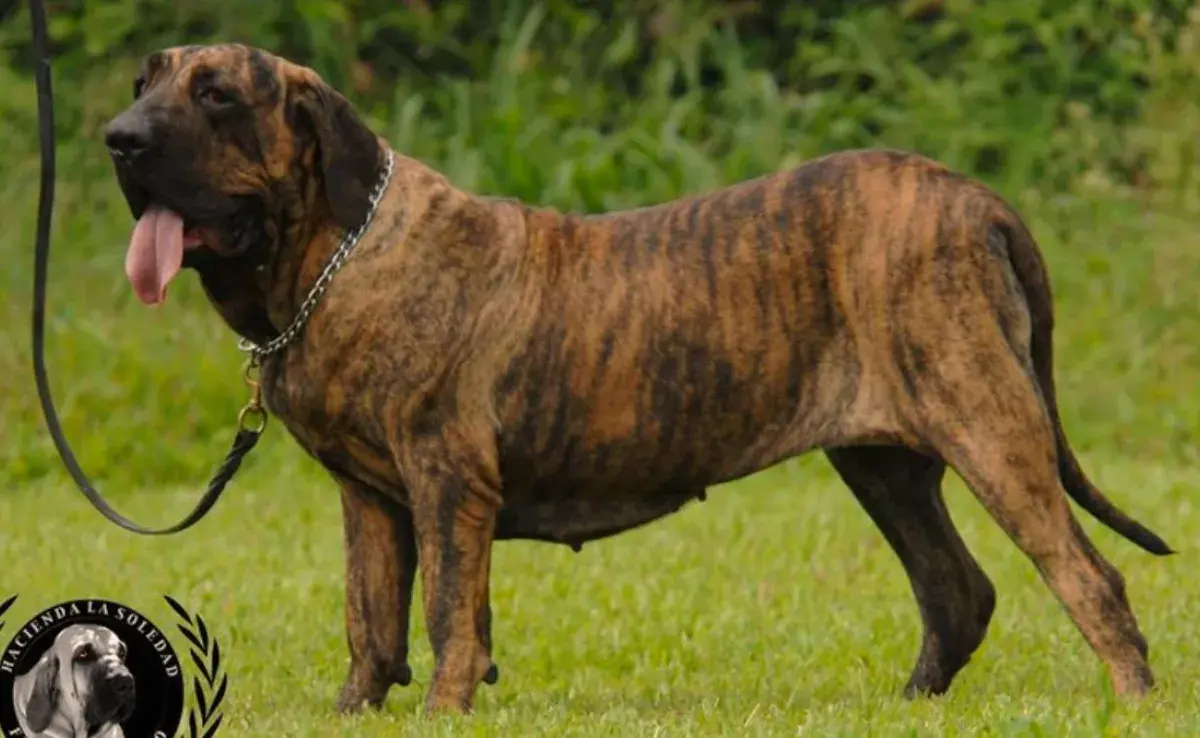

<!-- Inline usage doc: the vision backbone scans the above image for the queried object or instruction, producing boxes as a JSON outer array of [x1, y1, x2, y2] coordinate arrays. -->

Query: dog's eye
[[117, 643, 127, 660], [133, 75, 146, 100], [198, 86, 235, 109], [76, 645, 96, 662]]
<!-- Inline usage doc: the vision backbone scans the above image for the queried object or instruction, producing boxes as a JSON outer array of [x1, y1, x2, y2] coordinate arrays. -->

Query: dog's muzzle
[[105, 110, 153, 165], [87, 663, 136, 725]]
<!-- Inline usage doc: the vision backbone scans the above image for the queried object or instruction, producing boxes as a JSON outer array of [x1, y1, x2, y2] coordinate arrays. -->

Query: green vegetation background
[[0, 0, 1195, 487]]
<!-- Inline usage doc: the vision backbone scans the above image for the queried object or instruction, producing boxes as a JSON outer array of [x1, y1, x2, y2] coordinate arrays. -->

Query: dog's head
[[22, 624, 136, 733], [103, 43, 385, 306]]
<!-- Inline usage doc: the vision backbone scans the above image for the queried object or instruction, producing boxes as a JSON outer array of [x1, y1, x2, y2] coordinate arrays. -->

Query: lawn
[[1, 441, 1199, 736], [1, 101, 1198, 738]]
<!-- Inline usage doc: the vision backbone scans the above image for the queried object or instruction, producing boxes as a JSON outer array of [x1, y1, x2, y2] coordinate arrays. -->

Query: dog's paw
[[336, 691, 383, 715], [336, 664, 410, 714]]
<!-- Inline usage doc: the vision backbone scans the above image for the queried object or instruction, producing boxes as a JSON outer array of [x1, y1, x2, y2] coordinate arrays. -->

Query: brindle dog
[[103, 44, 1172, 716]]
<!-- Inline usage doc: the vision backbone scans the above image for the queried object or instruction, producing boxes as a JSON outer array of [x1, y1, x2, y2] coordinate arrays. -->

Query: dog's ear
[[25, 652, 60, 732], [290, 77, 385, 231]]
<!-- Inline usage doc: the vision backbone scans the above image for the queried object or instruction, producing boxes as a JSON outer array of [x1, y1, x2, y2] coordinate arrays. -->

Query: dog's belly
[[494, 486, 702, 545], [491, 348, 846, 547], [492, 411, 818, 546]]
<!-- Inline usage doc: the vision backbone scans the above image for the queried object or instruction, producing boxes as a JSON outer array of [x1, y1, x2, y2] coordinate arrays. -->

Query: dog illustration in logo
[[11, 624, 136, 738]]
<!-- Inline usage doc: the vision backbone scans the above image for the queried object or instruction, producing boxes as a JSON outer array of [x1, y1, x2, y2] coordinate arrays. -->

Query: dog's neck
[[191, 215, 351, 350], [192, 149, 487, 354], [265, 218, 343, 336], [191, 253, 277, 349], [259, 146, 398, 335]]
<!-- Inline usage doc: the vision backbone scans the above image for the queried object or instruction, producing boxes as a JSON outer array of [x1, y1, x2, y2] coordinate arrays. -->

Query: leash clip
[[237, 357, 268, 433]]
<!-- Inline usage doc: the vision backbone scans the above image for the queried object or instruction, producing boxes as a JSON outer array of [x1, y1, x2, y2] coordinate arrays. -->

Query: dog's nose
[[109, 670, 135, 699], [104, 112, 152, 161]]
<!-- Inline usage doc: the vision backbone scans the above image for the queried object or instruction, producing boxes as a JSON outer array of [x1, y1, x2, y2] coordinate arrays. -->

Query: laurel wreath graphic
[[0, 594, 15, 633], [0, 594, 11, 708], [165, 596, 228, 738]]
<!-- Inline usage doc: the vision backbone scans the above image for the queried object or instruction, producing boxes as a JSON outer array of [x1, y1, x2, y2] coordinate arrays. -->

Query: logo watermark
[[0, 596, 226, 737]]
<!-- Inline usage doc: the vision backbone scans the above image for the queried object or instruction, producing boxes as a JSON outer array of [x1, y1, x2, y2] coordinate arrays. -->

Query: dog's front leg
[[400, 436, 500, 716], [335, 480, 418, 714]]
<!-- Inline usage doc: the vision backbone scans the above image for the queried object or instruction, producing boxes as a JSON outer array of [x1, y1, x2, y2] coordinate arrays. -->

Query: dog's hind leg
[[825, 444, 996, 697], [918, 347, 1154, 696], [335, 480, 418, 713]]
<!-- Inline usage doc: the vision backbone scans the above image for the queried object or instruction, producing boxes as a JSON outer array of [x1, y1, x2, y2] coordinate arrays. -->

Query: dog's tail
[[992, 213, 1174, 556]]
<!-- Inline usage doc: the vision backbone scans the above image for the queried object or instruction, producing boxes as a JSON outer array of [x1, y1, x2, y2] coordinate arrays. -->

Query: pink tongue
[[125, 206, 185, 305]]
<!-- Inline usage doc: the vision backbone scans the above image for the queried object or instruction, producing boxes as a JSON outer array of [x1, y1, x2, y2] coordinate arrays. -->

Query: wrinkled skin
[[103, 43, 1170, 718], [14, 625, 135, 737]]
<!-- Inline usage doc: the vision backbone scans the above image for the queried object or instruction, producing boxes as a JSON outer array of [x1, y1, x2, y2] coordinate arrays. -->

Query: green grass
[[2, 448, 1199, 736]]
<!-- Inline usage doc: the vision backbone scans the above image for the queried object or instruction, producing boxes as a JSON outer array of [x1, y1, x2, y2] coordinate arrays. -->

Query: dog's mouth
[[86, 669, 136, 730], [119, 180, 263, 306]]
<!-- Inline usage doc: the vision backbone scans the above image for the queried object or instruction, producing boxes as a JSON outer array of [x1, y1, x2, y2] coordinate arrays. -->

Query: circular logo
[[0, 599, 185, 738]]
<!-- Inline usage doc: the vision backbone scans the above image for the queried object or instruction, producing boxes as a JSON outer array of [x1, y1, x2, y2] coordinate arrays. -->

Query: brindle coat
[[103, 44, 1173, 716]]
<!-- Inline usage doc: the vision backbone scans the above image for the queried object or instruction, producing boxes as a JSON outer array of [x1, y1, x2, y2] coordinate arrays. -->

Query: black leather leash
[[28, 0, 266, 535]]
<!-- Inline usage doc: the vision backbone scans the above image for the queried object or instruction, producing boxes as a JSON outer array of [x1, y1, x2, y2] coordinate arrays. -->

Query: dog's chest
[[261, 356, 406, 494]]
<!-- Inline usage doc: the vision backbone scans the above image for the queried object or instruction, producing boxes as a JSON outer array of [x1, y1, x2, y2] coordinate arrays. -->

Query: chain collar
[[237, 148, 396, 364]]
